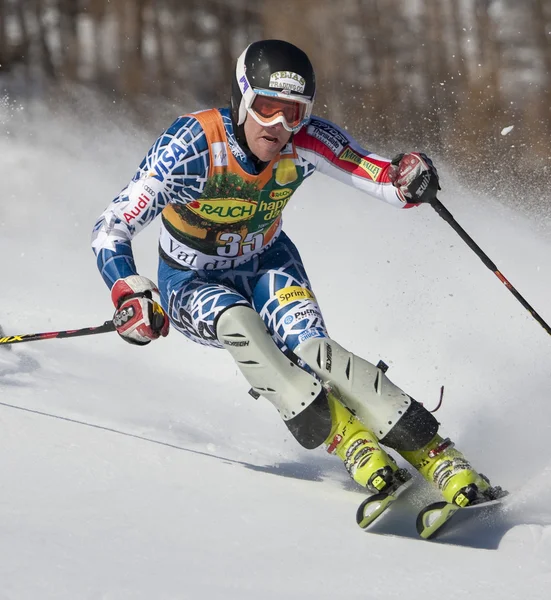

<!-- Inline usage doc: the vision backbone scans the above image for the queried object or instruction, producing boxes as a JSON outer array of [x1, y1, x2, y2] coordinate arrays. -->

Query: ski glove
[[111, 275, 169, 346], [389, 152, 440, 205]]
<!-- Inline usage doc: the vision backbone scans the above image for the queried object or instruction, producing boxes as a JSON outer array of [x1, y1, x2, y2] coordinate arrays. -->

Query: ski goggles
[[247, 91, 313, 132]]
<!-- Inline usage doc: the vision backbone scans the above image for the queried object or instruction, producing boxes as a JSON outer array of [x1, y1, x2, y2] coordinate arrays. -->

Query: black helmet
[[231, 39, 316, 133]]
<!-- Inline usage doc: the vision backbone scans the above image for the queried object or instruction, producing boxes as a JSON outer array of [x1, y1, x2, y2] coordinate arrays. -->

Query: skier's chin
[[250, 136, 285, 162]]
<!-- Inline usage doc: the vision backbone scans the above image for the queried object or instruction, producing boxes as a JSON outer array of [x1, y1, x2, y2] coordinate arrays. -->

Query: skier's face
[[243, 114, 292, 162]]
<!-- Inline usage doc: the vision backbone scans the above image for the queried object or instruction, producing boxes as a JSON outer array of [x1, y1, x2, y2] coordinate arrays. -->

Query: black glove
[[389, 152, 440, 204]]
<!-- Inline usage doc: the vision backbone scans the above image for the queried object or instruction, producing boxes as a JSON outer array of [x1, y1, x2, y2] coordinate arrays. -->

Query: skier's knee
[[215, 305, 331, 449]]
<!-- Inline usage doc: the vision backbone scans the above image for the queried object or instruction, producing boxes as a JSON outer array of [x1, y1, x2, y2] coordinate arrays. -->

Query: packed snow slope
[[1, 98, 551, 599]]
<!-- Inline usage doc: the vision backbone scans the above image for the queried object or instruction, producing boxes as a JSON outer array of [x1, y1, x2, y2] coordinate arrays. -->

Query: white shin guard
[[215, 305, 331, 448], [294, 337, 412, 440]]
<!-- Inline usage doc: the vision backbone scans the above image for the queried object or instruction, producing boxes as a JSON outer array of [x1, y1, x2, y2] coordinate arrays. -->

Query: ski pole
[[430, 198, 551, 337], [0, 320, 116, 347]]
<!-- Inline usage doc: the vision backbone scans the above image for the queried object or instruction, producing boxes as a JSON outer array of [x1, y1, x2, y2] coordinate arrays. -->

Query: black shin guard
[[284, 388, 332, 449], [380, 399, 439, 452]]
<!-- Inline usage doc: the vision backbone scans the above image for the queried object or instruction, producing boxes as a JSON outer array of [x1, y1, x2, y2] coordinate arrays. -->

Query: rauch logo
[[186, 198, 258, 223]]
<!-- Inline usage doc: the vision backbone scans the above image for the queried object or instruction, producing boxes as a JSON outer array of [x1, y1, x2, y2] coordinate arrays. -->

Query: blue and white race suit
[[92, 107, 411, 352]]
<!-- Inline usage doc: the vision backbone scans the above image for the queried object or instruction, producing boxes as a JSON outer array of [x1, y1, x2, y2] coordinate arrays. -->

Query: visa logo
[[148, 141, 187, 182]]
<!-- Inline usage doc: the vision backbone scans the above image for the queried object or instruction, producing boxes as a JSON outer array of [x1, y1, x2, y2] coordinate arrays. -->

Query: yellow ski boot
[[325, 392, 411, 494], [399, 435, 500, 506]]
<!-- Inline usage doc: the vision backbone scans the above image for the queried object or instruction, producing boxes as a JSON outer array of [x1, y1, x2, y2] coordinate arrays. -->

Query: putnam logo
[[269, 188, 293, 201], [186, 198, 257, 223], [277, 286, 316, 306], [339, 148, 382, 181]]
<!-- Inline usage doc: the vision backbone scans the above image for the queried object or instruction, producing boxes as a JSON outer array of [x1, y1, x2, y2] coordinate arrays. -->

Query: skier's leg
[[294, 336, 495, 505], [159, 261, 249, 348], [293, 337, 434, 443], [158, 258, 333, 450], [245, 233, 407, 492], [215, 304, 332, 449]]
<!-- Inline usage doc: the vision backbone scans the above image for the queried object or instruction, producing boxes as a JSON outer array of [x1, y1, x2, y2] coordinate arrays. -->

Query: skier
[[92, 39, 501, 516]]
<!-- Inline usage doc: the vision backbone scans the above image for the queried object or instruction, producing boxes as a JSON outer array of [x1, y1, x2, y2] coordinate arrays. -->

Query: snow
[[1, 100, 551, 599]]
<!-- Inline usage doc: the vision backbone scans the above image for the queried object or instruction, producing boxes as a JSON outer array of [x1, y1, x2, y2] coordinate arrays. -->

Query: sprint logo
[[277, 286, 315, 306]]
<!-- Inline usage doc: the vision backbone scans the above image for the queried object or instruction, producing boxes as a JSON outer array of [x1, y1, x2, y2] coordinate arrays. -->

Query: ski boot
[[399, 434, 504, 507], [325, 392, 411, 494]]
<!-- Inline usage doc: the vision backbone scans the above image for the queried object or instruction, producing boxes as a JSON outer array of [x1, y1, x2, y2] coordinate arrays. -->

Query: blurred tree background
[[1, 0, 550, 199]]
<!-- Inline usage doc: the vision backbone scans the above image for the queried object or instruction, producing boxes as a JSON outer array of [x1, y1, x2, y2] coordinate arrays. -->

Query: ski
[[356, 468, 413, 530], [416, 491, 509, 540]]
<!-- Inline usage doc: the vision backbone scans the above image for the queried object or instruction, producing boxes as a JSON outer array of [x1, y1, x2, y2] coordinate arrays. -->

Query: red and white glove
[[388, 152, 440, 205], [111, 275, 169, 346]]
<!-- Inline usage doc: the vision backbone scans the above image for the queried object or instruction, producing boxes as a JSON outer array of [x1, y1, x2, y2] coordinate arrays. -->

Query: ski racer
[[92, 39, 501, 510]]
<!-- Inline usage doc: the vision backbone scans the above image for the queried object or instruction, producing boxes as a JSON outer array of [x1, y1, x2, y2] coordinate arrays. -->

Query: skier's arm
[[91, 115, 209, 288], [294, 117, 439, 208], [91, 115, 209, 346]]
